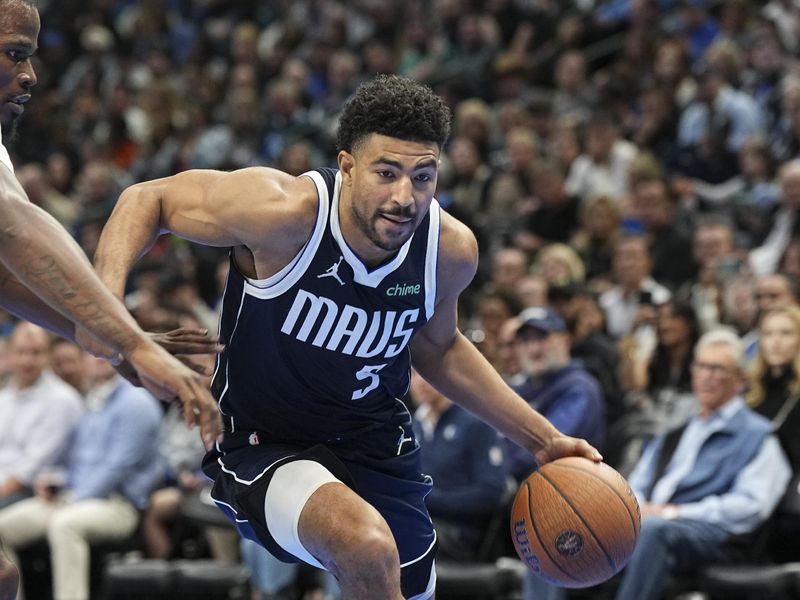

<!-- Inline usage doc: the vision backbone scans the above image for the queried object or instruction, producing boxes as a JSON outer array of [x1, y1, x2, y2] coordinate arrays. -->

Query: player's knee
[[328, 523, 399, 580]]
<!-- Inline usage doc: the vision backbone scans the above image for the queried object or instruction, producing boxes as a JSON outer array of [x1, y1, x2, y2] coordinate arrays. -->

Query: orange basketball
[[510, 457, 641, 588]]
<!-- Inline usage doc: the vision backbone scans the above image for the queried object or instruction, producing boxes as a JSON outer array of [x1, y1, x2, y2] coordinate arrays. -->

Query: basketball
[[510, 457, 641, 588]]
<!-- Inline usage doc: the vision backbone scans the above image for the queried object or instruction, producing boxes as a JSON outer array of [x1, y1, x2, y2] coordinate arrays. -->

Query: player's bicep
[[149, 170, 243, 247]]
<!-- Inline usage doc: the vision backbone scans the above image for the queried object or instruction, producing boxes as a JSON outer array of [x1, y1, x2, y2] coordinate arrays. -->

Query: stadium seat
[[435, 481, 523, 599], [102, 558, 175, 600], [172, 558, 250, 600]]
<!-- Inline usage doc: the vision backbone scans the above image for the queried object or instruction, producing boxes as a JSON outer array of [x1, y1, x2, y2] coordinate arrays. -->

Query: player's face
[[339, 134, 439, 263], [0, 4, 38, 130]]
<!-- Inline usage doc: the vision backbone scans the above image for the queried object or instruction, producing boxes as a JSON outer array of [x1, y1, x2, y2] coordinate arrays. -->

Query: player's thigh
[[297, 478, 397, 569]]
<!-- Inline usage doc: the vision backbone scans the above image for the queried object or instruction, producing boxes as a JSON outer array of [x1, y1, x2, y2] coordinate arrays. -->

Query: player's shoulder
[[216, 166, 319, 228], [436, 209, 478, 293]]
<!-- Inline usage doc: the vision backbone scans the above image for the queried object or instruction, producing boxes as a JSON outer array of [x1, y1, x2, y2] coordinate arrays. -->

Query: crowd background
[[2, 0, 800, 599]]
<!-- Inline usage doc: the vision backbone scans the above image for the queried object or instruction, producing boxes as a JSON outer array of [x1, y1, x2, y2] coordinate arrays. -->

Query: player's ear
[[338, 150, 355, 186]]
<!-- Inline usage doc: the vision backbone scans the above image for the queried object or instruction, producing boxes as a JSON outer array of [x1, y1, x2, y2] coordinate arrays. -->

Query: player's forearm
[[94, 183, 164, 299], [0, 198, 144, 355], [0, 265, 75, 339], [413, 332, 560, 455]]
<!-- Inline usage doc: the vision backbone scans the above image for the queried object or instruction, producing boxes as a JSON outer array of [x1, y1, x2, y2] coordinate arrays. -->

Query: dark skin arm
[[0, 165, 222, 447]]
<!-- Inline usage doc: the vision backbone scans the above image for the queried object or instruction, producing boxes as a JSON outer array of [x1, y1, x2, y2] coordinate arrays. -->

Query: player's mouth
[[6, 94, 31, 117], [381, 214, 413, 224]]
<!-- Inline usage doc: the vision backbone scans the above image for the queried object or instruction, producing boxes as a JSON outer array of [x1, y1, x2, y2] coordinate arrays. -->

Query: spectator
[[485, 126, 540, 246], [630, 175, 694, 289], [615, 300, 701, 473], [518, 160, 581, 252], [599, 234, 671, 339], [550, 49, 596, 123], [515, 273, 549, 311], [533, 243, 585, 289], [549, 284, 623, 427], [49, 338, 89, 396], [0, 355, 163, 600], [439, 135, 493, 248], [747, 305, 800, 469], [676, 62, 764, 182], [565, 111, 638, 202], [615, 328, 791, 600], [506, 306, 605, 482], [742, 272, 800, 360], [750, 159, 800, 275], [410, 370, 508, 561], [571, 194, 621, 282], [682, 218, 740, 332], [0, 324, 82, 510], [141, 401, 207, 560]]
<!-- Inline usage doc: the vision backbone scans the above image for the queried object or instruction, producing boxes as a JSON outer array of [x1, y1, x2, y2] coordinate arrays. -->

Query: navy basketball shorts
[[203, 428, 438, 600]]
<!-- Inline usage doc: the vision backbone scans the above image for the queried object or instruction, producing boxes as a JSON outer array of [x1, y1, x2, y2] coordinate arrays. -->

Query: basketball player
[[0, 4, 221, 597], [94, 75, 602, 600]]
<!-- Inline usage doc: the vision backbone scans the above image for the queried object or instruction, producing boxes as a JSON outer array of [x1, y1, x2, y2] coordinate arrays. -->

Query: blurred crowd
[[2, 0, 800, 599]]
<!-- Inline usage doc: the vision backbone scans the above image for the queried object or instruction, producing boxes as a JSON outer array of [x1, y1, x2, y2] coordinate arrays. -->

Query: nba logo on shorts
[[248, 432, 261, 446]]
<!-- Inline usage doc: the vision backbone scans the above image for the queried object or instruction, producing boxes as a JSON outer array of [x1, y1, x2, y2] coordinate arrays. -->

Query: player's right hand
[[534, 434, 603, 467], [126, 339, 223, 450]]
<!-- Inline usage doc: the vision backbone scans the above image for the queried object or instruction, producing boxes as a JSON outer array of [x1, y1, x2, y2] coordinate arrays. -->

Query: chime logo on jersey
[[280, 289, 420, 358]]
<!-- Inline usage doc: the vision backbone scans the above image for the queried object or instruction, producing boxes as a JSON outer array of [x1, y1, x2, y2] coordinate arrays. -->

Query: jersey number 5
[[352, 363, 387, 400]]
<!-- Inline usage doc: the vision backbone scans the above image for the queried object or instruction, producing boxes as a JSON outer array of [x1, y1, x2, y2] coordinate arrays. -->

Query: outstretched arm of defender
[[409, 217, 601, 465], [0, 166, 221, 447], [0, 166, 142, 354]]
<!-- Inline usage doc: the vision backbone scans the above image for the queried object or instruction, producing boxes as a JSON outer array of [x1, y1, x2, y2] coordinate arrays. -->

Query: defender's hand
[[126, 340, 223, 450]]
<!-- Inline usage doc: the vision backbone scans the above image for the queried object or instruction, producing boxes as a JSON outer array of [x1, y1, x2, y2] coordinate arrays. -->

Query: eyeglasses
[[690, 361, 734, 377]]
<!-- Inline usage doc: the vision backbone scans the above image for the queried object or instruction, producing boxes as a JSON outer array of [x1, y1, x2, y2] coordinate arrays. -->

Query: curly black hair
[[336, 74, 451, 154]]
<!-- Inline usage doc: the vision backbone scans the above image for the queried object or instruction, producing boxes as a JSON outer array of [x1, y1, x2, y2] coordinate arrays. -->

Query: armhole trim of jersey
[[424, 199, 440, 321], [243, 171, 329, 299]]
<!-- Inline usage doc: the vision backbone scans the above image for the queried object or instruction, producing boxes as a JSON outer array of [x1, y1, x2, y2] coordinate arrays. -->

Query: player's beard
[[1, 115, 20, 143], [351, 200, 416, 253]]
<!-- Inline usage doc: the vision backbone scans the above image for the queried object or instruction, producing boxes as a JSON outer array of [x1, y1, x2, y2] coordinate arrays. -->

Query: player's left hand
[[534, 434, 603, 466]]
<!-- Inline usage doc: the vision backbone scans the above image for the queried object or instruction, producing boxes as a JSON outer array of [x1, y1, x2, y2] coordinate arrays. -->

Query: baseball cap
[[515, 306, 567, 336]]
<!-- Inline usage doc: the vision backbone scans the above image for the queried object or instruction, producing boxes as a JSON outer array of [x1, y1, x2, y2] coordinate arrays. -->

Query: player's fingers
[[182, 376, 222, 450], [578, 439, 603, 462]]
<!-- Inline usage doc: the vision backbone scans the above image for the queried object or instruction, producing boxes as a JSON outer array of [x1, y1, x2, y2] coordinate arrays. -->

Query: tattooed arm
[[0, 165, 222, 447], [0, 169, 141, 353]]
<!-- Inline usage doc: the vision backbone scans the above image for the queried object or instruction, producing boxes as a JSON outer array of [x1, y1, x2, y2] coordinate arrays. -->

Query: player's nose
[[390, 176, 414, 206]]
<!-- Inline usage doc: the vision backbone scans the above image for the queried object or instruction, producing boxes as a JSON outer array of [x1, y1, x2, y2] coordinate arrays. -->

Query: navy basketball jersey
[[212, 167, 441, 444]]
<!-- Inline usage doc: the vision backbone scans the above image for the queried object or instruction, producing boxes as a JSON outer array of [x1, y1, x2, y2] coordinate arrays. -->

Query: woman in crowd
[[747, 304, 800, 469]]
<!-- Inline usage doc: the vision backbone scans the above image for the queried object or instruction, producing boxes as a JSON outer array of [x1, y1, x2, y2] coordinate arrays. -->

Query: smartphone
[[639, 290, 654, 305], [716, 257, 744, 280]]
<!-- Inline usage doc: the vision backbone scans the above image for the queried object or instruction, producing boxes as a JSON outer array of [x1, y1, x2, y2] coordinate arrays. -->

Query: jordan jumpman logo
[[318, 255, 345, 286]]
